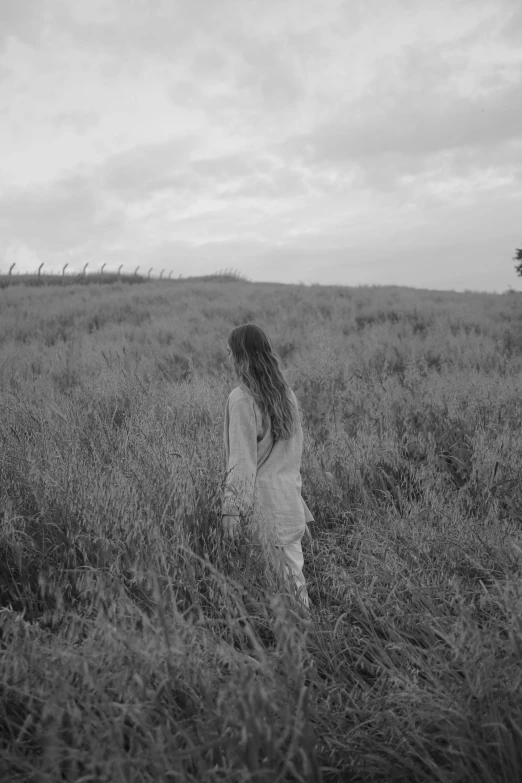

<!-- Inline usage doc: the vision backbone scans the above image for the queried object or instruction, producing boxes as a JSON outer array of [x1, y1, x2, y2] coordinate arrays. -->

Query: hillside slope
[[1, 280, 521, 781]]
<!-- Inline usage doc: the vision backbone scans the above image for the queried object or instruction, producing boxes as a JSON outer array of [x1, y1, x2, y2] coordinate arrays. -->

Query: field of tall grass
[[1, 279, 522, 782]]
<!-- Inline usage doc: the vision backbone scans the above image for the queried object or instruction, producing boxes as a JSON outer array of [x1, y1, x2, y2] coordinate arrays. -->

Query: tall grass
[[1, 280, 521, 781]]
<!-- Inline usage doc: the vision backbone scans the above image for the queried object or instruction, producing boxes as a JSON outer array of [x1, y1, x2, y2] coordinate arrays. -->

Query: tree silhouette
[[515, 245, 522, 277]]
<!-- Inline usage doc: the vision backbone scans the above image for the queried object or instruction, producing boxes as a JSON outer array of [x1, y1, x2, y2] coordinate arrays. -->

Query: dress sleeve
[[222, 398, 258, 518]]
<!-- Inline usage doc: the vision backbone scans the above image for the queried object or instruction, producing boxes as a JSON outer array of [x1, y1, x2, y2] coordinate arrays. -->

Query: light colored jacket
[[223, 384, 314, 546]]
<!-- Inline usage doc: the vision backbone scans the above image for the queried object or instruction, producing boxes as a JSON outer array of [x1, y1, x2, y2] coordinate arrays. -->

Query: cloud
[[0, 0, 46, 52], [499, 5, 522, 42], [56, 0, 322, 127], [0, 0, 520, 290], [190, 154, 255, 181], [289, 51, 522, 168], [0, 142, 284, 265], [107, 234, 267, 267], [0, 62, 12, 83], [225, 166, 309, 200], [277, 35, 522, 202], [57, 0, 239, 60], [101, 136, 200, 200], [0, 173, 124, 257], [251, 186, 522, 290], [53, 110, 100, 133], [232, 36, 304, 111]]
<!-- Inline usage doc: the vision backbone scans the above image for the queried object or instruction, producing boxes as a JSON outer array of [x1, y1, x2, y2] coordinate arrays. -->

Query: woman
[[222, 323, 314, 607]]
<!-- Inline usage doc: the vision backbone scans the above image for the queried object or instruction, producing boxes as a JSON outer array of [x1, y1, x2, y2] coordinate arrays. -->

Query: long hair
[[228, 324, 295, 441]]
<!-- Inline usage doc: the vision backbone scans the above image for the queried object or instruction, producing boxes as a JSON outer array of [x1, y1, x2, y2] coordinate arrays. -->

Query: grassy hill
[[0, 272, 144, 288], [0, 270, 248, 289], [1, 279, 522, 781]]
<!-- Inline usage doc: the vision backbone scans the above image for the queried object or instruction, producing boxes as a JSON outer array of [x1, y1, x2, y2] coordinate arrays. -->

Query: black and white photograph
[[1, 1, 521, 780]]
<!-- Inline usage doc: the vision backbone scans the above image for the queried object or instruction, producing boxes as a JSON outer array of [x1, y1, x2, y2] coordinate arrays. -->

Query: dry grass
[[1, 280, 522, 782]]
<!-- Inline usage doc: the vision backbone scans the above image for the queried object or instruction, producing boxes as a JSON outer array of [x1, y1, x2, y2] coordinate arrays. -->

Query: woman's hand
[[222, 514, 240, 540]]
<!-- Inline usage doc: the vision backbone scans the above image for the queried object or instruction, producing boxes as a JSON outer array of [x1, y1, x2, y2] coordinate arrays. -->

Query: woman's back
[[224, 384, 312, 546]]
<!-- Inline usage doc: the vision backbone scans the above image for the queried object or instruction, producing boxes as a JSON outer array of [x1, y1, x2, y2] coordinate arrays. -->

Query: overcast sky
[[1, 0, 521, 291]]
